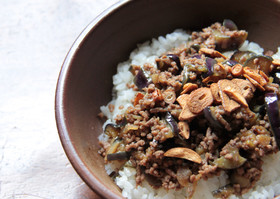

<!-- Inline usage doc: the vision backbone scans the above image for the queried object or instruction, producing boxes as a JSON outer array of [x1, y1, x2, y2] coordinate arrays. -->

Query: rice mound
[[99, 29, 280, 199]]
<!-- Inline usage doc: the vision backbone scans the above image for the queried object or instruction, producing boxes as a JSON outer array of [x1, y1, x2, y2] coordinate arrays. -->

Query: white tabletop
[[0, 0, 119, 198]]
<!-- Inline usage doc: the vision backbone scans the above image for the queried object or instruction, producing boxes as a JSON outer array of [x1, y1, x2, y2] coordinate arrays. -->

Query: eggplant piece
[[252, 104, 266, 117], [134, 68, 151, 90], [265, 92, 280, 149], [223, 60, 238, 67], [203, 106, 223, 131], [156, 54, 181, 72], [167, 54, 181, 68], [190, 44, 200, 52], [223, 19, 238, 31], [104, 119, 127, 138], [213, 30, 248, 51], [214, 152, 246, 170], [203, 57, 217, 77], [163, 112, 179, 138], [214, 145, 247, 169], [273, 72, 280, 84], [105, 138, 123, 161], [212, 184, 235, 199], [244, 55, 273, 75], [182, 65, 189, 85], [164, 112, 179, 134], [191, 54, 201, 59], [144, 173, 162, 188], [186, 63, 208, 74], [107, 151, 129, 161], [230, 50, 256, 65], [108, 171, 117, 178], [104, 123, 121, 138]]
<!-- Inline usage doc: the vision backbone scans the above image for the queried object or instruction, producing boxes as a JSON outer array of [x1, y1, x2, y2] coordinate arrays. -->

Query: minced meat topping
[[98, 20, 280, 198]]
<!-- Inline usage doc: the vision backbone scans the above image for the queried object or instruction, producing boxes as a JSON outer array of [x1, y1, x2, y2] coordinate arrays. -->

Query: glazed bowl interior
[[55, 0, 280, 198]]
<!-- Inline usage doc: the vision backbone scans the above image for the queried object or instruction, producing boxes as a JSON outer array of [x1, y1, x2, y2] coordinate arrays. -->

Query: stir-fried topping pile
[[99, 20, 280, 198]]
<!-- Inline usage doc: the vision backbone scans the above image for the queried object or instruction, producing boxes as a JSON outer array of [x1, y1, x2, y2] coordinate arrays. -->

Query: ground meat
[[99, 21, 279, 198], [155, 55, 179, 74], [231, 159, 263, 195], [189, 23, 225, 49], [125, 140, 145, 151], [108, 103, 115, 112], [199, 163, 219, 180], [213, 105, 232, 131], [199, 127, 219, 153], [157, 71, 182, 91]]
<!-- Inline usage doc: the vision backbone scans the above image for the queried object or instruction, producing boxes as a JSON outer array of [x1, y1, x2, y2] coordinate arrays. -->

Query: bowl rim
[[55, 1, 129, 198]]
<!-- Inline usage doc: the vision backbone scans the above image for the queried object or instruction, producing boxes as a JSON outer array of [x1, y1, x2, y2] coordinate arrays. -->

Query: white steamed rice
[[99, 29, 280, 199]]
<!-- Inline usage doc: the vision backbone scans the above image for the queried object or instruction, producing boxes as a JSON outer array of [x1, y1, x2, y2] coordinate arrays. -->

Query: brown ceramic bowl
[[55, 0, 280, 198]]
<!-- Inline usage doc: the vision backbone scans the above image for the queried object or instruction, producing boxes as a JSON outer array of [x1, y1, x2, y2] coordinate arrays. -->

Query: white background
[[0, 0, 119, 198]]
